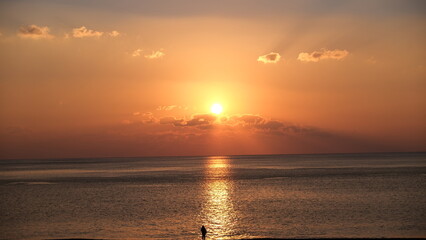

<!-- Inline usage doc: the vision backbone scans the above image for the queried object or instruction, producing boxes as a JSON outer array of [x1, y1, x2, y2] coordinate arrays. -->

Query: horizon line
[[1, 150, 425, 161]]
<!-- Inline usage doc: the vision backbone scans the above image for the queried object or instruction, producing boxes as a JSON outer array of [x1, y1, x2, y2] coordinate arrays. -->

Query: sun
[[210, 103, 223, 115]]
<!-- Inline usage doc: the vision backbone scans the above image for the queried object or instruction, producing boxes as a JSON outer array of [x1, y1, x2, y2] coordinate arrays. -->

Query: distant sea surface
[[0, 152, 425, 239]]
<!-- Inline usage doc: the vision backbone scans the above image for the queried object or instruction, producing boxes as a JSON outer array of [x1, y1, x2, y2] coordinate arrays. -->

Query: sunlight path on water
[[199, 157, 240, 239]]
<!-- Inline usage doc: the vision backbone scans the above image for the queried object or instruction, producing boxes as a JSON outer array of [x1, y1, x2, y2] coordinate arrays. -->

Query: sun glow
[[210, 103, 223, 115]]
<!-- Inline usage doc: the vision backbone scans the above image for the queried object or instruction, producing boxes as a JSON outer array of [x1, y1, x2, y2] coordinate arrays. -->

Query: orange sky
[[0, 0, 425, 159]]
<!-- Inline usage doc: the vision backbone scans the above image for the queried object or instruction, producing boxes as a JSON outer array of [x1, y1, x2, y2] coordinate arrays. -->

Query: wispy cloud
[[132, 48, 143, 57], [72, 26, 103, 38], [156, 105, 190, 111], [157, 105, 177, 111], [108, 30, 120, 37], [145, 50, 165, 59], [18, 25, 53, 39], [297, 49, 349, 62], [132, 49, 165, 58], [257, 52, 281, 64]]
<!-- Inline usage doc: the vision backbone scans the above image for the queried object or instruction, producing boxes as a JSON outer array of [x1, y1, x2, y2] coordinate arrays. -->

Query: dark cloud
[[258, 120, 284, 130], [159, 116, 185, 126], [231, 114, 264, 125], [186, 114, 216, 126], [229, 114, 317, 135], [159, 114, 216, 127], [156, 113, 318, 135], [127, 112, 319, 137], [18, 25, 53, 39]]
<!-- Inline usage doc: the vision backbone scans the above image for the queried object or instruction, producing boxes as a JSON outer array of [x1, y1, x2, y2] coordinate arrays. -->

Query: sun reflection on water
[[200, 156, 238, 239]]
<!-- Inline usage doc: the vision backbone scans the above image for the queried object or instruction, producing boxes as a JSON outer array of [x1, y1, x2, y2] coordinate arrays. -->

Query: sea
[[0, 152, 425, 240]]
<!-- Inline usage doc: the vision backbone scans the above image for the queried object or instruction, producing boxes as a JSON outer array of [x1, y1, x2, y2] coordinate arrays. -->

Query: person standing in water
[[201, 225, 207, 239]]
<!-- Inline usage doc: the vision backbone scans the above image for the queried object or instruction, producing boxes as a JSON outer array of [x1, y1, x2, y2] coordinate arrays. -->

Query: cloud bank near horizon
[[0, 111, 388, 159]]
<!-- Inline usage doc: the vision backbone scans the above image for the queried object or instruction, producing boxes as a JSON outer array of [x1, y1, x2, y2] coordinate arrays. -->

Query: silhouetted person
[[201, 225, 207, 239]]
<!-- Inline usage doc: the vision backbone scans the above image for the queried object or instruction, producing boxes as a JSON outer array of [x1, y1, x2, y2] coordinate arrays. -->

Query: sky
[[0, 0, 425, 159]]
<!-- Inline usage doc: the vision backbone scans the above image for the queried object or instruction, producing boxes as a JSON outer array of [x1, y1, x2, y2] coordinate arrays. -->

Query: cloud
[[156, 112, 315, 135], [127, 112, 156, 124], [228, 114, 315, 135], [186, 114, 216, 127], [297, 49, 349, 62], [232, 114, 264, 125], [72, 26, 103, 38], [140, 112, 155, 123], [108, 30, 120, 37], [145, 50, 165, 59], [132, 49, 165, 59], [159, 114, 217, 128], [257, 52, 281, 64], [0, 120, 389, 159], [18, 25, 53, 39], [159, 116, 185, 126], [156, 105, 189, 111], [159, 116, 177, 124], [132, 48, 143, 57], [5, 111, 370, 159], [157, 105, 178, 111]]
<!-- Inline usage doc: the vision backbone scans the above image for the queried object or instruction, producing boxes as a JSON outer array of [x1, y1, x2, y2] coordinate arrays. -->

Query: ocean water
[[0, 153, 425, 239]]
